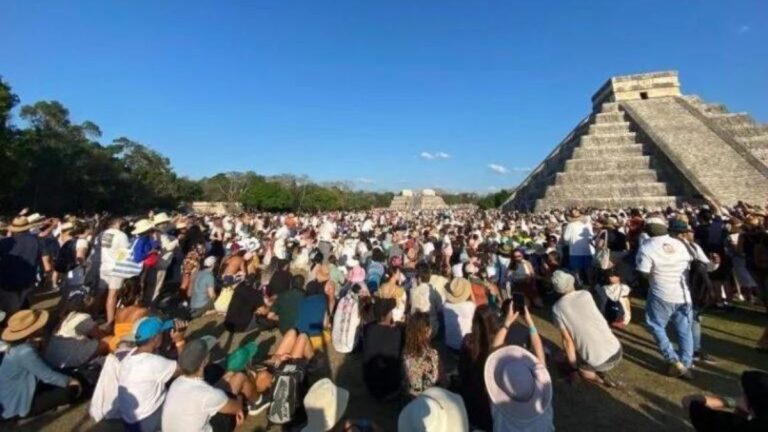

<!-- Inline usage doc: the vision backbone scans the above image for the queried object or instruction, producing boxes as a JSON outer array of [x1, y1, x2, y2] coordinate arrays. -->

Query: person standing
[[99, 217, 130, 326], [0, 217, 51, 315], [562, 209, 594, 284]]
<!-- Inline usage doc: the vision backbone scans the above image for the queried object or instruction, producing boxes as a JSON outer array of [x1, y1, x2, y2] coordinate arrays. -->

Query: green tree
[[242, 181, 294, 211]]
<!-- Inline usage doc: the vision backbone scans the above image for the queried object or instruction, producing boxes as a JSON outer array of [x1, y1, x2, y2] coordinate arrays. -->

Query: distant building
[[389, 189, 447, 211], [188, 201, 243, 215]]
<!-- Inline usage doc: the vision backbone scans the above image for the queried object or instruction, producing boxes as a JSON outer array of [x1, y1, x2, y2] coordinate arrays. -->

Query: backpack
[[679, 240, 713, 308], [267, 363, 306, 425], [54, 239, 78, 273], [332, 292, 361, 354], [603, 292, 625, 325]]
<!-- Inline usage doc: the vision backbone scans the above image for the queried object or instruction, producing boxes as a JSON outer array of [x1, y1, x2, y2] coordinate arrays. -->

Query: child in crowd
[[595, 268, 632, 327]]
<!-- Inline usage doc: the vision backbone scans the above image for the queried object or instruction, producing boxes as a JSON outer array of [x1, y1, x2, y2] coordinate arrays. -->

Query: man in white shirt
[[99, 217, 130, 325], [162, 336, 244, 432], [562, 209, 594, 283], [410, 265, 442, 339], [118, 316, 182, 432], [636, 218, 711, 380]]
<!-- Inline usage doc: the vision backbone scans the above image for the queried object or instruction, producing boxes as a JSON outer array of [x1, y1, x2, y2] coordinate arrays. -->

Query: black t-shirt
[[0, 233, 46, 291], [458, 334, 492, 432], [362, 323, 404, 399], [606, 229, 627, 252], [224, 283, 265, 332]]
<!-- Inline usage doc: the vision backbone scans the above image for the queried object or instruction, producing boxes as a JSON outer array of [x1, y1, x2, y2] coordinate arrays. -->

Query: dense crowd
[[0, 203, 767, 431]]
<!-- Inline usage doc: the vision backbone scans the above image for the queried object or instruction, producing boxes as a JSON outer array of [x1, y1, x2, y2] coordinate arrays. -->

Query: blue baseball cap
[[134, 316, 174, 343]]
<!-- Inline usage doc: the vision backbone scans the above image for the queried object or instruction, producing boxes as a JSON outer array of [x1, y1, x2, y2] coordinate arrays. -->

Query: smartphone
[[512, 292, 525, 313]]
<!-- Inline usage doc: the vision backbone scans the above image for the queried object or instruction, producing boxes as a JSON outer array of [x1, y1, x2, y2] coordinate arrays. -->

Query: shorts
[[579, 347, 623, 373], [99, 275, 124, 291]]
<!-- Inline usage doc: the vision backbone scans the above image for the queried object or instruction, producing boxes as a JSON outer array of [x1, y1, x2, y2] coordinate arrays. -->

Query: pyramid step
[[752, 149, 768, 164], [544, 183, 669, 199], [600, 102, 621, 113], [737, 135, 768, 149], [565, 156, 651, 171], [594, 112, 626, 124], [555, 170, 659, 185], [702, 103, 728, 115], [572, 144, 645, 159], [588, 123, 631, 135], [580, 133, 637, 147], [536, 196, 681, 212], [708, 113, 755, 128], [723, 124, 768, 138]]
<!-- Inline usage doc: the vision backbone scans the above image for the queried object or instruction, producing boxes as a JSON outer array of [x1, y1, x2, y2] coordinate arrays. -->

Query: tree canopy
[[0, 76, 495, 215]]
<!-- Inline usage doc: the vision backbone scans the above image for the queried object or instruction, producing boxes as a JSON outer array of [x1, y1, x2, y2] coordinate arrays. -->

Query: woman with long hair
[[403, 312, 440, 397], [458, 305, 500, 432], [108, 276, 149, 351]]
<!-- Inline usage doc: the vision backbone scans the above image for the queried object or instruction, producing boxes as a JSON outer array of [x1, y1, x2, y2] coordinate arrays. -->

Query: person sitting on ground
[[162, 336, 246, 432], [398, 387, 470, 432], [269, 274, 306, 334], [0, 310, 84, 420], [45, 291, 111, 369], [403, 312, 440, 397], [443, 277, 476, 351], [220, 245, 247, 286], [410, 263, 441, 339], [262, 328, 315, 368], [117, 316, 185, 432], [594, 268, 632, 327], [190, 256, 217, 318], [108, 277, 150, 352], [551, 270, 622, 387], [362, 298, 404, 400], [224, 274, 267, 334], [296, 267, 332, 342], [682, 370, 768, 431]]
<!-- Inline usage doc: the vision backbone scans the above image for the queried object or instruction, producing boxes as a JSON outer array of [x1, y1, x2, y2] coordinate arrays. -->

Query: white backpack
[[332, 292, 361, 354]]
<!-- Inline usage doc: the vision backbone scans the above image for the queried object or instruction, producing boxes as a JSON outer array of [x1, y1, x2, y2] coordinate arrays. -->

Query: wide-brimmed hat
[[668, 219, 693, 234], [27, 213, 45, 224], [152, 212, 172, 226], [446, 278, 471, 304], [2, 309, 49, 342], [566, 209, 582, 221], [398, 387, 469, 432], [132, 219, 155, 235], [8, 216, 41, 233], [551, 270, 575, 294], [484, 345, 552, 422], [58, 222, 74, 232], [302, 378, 349, 432]]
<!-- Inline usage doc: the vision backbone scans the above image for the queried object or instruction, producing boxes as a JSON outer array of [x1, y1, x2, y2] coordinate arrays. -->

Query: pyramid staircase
[[505, 102, 683, 211]]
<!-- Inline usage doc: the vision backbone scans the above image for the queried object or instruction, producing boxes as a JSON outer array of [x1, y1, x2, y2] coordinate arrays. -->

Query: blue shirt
[[130, 235, 157, 263], [0, 343, 69, 418], [190, 269, 215, 309], [295, 294, 327, 336]]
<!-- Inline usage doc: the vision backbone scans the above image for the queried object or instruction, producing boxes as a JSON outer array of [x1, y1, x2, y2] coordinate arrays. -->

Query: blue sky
[[2, 1, 766, 193]]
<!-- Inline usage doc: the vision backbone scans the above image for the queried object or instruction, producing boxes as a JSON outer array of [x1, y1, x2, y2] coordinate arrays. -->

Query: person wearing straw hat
[[0, 309, 83, 419], [145, 212, 180, 304], [398, 387, 470, 432], [442, 277, 476, 351], [130, 218, 158, 264], [0, 216, 52, 315]]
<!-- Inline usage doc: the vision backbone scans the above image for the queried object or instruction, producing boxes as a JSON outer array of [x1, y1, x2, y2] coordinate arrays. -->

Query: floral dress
[[403, 347, 440, 396]]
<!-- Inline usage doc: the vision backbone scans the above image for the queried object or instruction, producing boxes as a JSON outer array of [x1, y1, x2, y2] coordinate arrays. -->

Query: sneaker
[[734, 294, 745, 302], [667, 361, 687, 378], [248, 393, 272, 416], [693, 352, 718, 365], [596, 371, 623, 388]]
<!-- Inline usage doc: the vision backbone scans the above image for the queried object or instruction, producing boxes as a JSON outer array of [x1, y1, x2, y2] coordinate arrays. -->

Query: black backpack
[[54, 239, 78, 273], [603, 295, 625, 325], [679, 240, 713, 308], [267, 363, 306, 425]]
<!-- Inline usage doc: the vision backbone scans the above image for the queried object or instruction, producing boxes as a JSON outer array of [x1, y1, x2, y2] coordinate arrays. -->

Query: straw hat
[[398, 387, 469, 432], [566, 209, 582, 222], [302, 378, 349, 432], [8, 216, 41, 233], [152, 212, 172, 226], [446, 278, 471, 304], [2, 310, 49, 342], [59, 222, 74, 232], [27, 213, 45, 224], [484, 345, 553, 423], [132, 218, 155, 235]]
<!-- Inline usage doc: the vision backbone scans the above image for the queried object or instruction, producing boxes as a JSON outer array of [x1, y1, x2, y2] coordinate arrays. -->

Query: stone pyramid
[[503, 71, 768, 211]]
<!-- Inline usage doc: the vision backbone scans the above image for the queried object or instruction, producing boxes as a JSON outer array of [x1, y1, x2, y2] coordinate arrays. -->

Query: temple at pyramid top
[[503, 71, 768, 212]]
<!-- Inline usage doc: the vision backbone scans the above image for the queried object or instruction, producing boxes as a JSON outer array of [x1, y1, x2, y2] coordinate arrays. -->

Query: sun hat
[[484, 345, 552, 422], [446, 278, 472, 304], [316, 265, 331, 282], [134, 316, 174, 343], [346, 258, 360, 268], [566, 209, 582, 221], [152, 212, 172, 226], [2, 310, 49, 342], [8, 216, 40, 233], [302, 378, 350, 432], [348, 266, 366, 284], [58, 222, 74, 232], [27, 213, 45, 224], [203, 256, 217, 268], [175, 220, 189, 230], [132, 219, 155, 235], [668, 219, 693, 234], [398, 387, 469, 432], [551, 270, 575, 295], [179, 336, 217, 374], [373, 298, 397, 321], [226, 341, 258, 372]]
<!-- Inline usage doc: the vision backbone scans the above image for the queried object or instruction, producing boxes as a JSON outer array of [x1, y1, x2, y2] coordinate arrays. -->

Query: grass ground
[[10, 294, 767, 432]]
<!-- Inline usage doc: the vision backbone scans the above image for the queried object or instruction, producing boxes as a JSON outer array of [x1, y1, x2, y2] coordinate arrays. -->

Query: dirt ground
[[8, 293, 767, 432]]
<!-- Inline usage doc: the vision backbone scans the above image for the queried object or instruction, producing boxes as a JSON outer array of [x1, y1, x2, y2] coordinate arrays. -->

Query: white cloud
[[511, 167, 532, 173], [356, 178, 374, 184], [434, 151, 451, 159], [420, 152, 435, 160], [488, 163, 509, 174], [420, 151, 450, 160], [738, 25, 751, 34]]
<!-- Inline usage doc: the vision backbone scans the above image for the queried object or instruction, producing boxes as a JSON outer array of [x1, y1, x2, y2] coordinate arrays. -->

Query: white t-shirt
[[443, 301, 476, 350], [117, 350, 177, 423], [562, 219, 594, 256], [552, 291, 621, 368], [44, 312, 99, 369], [636, 235, 703, 304], [161, 376, 229, 432], [100, 228, 130, 274]]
